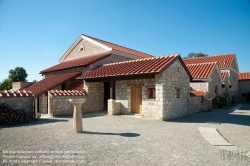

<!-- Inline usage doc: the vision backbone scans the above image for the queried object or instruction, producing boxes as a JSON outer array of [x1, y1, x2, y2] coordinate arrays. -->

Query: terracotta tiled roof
[[77, 54, 189, 80], [0, 90, 33, 98], [239, 72, 250, 80], [40, 53, 111, 74], [190, 91, 206, 97], [49, 90, 86, 96], [186, 62, 217, 79], [84, 34, 152, 58], [220, 71, 228, 80], [183, 54, 235, 68], [25, 72, 81, 97]]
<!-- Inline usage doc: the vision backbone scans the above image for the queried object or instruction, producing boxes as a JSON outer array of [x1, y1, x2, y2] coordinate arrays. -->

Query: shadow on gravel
[[0, 118, 68, 128], [53, 111, 107, 119], [168, 104, 250, 126], [83, 131, 140, 137]]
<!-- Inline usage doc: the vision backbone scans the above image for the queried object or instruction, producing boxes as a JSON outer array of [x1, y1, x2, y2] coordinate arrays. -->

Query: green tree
[[185, 52, 209, 58], [0, 79, 12, 90], [8, 67, 28, 82]]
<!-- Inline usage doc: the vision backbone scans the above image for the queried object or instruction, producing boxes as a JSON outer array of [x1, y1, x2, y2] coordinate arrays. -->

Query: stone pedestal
[[69, 99, 86, 133]]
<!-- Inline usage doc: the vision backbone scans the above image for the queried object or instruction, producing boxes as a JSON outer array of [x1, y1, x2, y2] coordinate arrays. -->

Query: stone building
[[183, 54, 239, 96], [77, 54, 192, 120], [23, 34, 152, 117], [185, 62, 224, 95], [238, 72, 250, 102]]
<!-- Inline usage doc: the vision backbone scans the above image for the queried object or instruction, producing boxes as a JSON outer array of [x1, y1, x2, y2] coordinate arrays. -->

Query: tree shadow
[[82, 131, 140, 137], [168, 103, 250, 126], [0, 118, 68, 128]]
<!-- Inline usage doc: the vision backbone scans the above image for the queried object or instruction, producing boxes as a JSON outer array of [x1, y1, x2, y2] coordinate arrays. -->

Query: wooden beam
[[110, 81, 113, 99]]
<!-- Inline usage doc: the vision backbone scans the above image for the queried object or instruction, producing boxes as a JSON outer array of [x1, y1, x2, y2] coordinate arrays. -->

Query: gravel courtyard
[[1, 103, 250, 166]]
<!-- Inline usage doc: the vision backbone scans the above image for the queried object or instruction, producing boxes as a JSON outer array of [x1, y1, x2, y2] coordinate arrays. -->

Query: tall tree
[[8, 67, 28, 82], [0, 79, 12, 90], [185, 52, 208, 58]]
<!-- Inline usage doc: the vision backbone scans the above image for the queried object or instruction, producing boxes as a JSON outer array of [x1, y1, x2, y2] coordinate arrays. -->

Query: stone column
[[69, 99, 86, 133]]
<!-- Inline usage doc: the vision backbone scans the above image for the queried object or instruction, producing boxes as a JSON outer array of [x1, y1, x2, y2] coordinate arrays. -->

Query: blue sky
[[0, 0, 249, 82]]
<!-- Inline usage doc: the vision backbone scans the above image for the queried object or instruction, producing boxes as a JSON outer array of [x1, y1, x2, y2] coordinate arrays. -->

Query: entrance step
[[40, 114, 53, 118], [121, 114, 143, 118]]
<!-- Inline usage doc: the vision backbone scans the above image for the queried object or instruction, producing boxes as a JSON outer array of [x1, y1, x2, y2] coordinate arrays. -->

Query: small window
[[222, 84, 225, 88], [79, 46, 85, 51], [176, 89, 180, 98], [229, 85, 232, 88], [242, 93, 246, 97], [146, 88, 155, 98], [177, 67, 180, 72]]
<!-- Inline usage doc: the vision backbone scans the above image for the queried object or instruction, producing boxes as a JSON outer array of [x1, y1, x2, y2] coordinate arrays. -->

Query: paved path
[[0, 103, 249, 165]]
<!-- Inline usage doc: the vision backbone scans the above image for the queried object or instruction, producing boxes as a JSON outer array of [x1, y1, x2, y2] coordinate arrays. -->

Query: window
[[229, 85, 232, 88], [222, 84, 225, 88], [146, 88, 155, 98], [61, 83, 66, 90], [176, 89, 180, 98], [79, 46, 85, 51], [177, 67, 180, 72]]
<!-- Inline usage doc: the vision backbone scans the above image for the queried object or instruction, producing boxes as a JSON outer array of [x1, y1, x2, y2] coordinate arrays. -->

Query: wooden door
[[131, 86, 142, 114]]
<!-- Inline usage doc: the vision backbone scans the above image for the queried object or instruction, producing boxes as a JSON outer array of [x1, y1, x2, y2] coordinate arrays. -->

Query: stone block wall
[[190, 82, 208, 92], [208, 68, 223, 95], [188, 97, 211, 114], [83, 81, 104, 112], [108, 99, 120, 115], [115, 78, 160, 118], [49, 95, 86, 116], [238, 80, 250, 102], [155, 59, 190, 120], [64, 39, 108, 61], [228, 70, 239, 96], [0, 97, 34, 117]]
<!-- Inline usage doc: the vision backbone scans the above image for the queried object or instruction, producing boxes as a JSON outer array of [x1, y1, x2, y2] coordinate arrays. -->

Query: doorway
[[131, 86, 142, 114]]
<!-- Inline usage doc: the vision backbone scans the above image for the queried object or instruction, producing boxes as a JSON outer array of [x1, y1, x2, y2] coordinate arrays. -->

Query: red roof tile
[[77, 54, 188, 80], [183, 54, 235, 68], [40, 53, 111, 74], [220, 71, 228, 80], [239, 72, 250, 80], [190, 91, 206, 97], [49, 90, 86, 96], [186, 62, 217, 79], [84, 34, 152, 58], [25, 72, 81, 97], [0, 90, 33, 98]]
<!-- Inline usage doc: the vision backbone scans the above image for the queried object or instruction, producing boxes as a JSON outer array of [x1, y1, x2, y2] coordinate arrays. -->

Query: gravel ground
[[0, 103, 249, 166]]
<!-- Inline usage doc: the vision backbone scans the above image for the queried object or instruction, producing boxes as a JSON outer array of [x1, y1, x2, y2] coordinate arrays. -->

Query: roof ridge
[[103, 54, 180, 66], [184, 53, 235, 60], [186, 62, 218, 66], [82, 34, 153, 57]]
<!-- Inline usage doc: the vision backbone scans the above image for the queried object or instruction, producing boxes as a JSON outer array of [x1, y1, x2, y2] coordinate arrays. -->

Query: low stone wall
[[49, 96, 86, 116], [0, 97, 34, 117], [108, 99, 120, 115], [188, 97, 211, 114]]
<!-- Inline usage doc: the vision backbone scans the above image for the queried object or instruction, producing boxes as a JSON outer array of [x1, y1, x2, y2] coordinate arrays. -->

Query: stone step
[[121, 114, 144, 118]]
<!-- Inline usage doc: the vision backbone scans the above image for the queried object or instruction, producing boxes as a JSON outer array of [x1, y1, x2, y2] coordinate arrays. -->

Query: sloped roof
[[190, 91, 206, 97], [186, 62, 217, 79], [49, 90, 86, 96], [25, 72, 81, 97], [84, 34, 152, 58], [221, 71, 229, 80], [40, 53, 111, 74], [78, 54, 191, 80], [183, 54, 236, 68], [239, 72, 250, 80], [0, 90, 33, 98]]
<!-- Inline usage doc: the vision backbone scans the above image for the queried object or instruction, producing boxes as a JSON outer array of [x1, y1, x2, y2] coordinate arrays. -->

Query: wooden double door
[[131, 86, 142, 114]]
